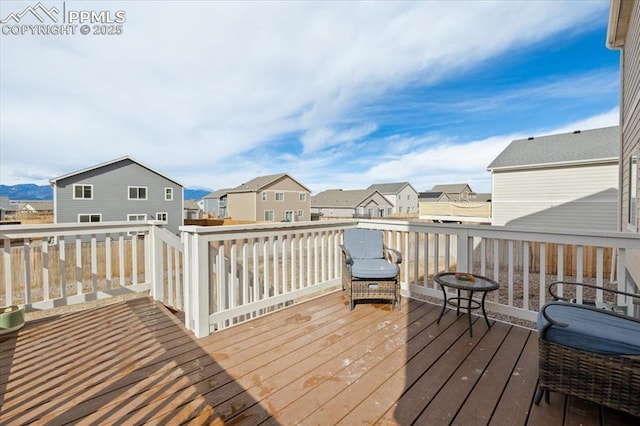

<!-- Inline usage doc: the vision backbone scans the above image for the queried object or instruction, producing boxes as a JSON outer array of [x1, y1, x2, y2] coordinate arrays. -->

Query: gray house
[[50, 156, 184, 233], [311, 189, 393, 218], [202, 188, 231, 218], [487, 126, 619, 231], [368, 182, 419, 215]]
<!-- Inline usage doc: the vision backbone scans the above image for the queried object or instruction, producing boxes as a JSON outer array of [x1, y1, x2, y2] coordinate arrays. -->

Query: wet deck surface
[[1, 292, 637, 425]]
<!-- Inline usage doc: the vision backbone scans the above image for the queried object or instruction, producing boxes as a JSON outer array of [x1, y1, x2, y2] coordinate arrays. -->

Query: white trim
[[128, 186, 148, 200], [77, 213, 102, 223], [72, 184, 93, 200]]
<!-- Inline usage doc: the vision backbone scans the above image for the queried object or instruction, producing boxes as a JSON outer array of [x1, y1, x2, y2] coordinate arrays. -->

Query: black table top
[[434, 272, 500, 292]]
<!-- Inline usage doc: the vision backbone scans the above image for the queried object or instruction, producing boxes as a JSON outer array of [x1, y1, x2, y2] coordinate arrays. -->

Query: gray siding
[[620, 3, 640, 283], [492, 164, 618, 231], [53, 159, 183, 233]]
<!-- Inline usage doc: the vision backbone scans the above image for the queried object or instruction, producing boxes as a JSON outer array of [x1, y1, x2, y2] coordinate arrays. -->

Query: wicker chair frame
[[340, 241, 402, 311], [535, 281, 640, 417]]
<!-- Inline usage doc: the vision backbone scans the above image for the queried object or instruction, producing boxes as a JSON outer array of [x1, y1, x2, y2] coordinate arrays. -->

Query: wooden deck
[[1, 292, 638, 425]]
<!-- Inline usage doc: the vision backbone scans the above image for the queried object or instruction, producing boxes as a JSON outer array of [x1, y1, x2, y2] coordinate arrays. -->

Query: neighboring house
[[184, 201, 202, 220], [311, 189, 393, 218], [17, 201, 54, 213], [608, 0, 640, 286], [49, 156, 184, 234], [0, 196, 11, 221], [430, 183, 474, 202], [418, 191, 451, 203], [418, 189, 491, 224], [367, 182, 419, 215], [226, 173, 311, 222], [487, 126, 619, 231], [202, 188, 231, 218]]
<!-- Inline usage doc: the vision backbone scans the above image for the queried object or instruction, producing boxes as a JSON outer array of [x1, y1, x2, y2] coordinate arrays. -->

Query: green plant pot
[[0, 305, 25, 334]]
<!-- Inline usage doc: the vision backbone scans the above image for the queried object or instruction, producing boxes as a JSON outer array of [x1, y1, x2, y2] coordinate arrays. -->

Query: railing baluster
[[523, 241, 529, 311], [76, 236, 82, 295], [43, 238, 49, 300], [23, 239, 32, 304], [539, 242, 546, 308]]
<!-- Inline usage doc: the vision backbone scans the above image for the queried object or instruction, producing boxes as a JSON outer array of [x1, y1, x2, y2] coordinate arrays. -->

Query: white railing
[[180, 220, 357, 337], [360, 219, 640, 322], [3, 219, 639, 339], [0, 221, 183, 312]]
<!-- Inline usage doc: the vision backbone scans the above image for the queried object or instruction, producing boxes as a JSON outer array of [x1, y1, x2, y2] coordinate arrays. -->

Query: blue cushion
[[351, 259, 399, 279], [538, 303, 640, 355], [344, 229, 383, 259]]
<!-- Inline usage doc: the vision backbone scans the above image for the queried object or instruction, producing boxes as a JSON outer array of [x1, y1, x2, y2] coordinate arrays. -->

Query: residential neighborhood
[[2, 3, 640, 424]]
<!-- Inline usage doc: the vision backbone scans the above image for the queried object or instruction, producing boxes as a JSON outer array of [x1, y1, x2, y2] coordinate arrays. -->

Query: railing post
[[149, 224, 164, 302], [456, 228, 469, 273], [192, 232, 210, 338]]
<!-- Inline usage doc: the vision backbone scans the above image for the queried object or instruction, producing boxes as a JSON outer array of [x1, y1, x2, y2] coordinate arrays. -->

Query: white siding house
[[311, 189, 393, 218], [487, 127, 619, 231], [608, 0, 640, 286], [367, 182, 419, 215]]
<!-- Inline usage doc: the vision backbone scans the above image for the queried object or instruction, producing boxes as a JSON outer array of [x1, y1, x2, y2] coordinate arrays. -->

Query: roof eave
[[607, 0, 633, 49], [487, 157, 619, 172]]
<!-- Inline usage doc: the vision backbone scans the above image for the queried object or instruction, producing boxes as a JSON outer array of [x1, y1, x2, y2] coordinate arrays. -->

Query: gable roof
[[311, 189, 391, 208], [227, 173, 311, 194], [204, 188, 233, 199], [431, 183, 472, 194], [49, 156, 184, 187], [367, 182, 414, 194], [418, 191, 447, 200], [487, 126, 619, 171], [184, 200, 200, 210]]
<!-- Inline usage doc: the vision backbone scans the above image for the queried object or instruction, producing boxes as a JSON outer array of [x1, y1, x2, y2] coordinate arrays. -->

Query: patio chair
[[535, 281, 640, 417], [340, 228, 402, 310]]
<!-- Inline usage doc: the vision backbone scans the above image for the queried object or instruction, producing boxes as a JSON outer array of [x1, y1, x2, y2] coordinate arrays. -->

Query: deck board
[[0, 291, 638, 425]]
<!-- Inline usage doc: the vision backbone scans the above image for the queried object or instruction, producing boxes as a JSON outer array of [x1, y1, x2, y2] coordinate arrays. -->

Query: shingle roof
[[367, 182, 411, 194], [418, 191, 445, 200], [487, 126, 619, 170], [311, 189, 387, 208], [204, 188, 232, 199], [227, 173, 310, 193], [431, 184, 471, 193], [49, 156, 184, 187]]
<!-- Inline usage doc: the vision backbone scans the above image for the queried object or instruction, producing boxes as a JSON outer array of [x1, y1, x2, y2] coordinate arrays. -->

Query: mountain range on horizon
[[0, 184, 212, 201]]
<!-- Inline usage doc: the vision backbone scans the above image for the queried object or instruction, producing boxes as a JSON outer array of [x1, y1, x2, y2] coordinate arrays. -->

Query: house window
[[630, 153, 638, 228], [261, 191, 267, 201], [165, 188, 173, 201], [73, 184, 93, 200], [275, 192, 284, 201], [264, 210, 275, 221], [299, 193, 307, 202], [78, 213, 101, 223], [285, 211, 294, 222], [399, 206, 403, 213], [156, 212, 168, 222], [297, 209, 303, 217], [128, 186, 147, 200], [127, 213, 147, 221]]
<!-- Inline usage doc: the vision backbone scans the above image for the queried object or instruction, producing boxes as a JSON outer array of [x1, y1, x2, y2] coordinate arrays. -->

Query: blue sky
[[0, 1, 620, 194]]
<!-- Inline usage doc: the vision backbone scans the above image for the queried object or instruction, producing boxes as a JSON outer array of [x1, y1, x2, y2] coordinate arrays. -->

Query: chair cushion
[[344, 229, 383, 259], [351, 259, 399, 279], [537, 303, 640, 355]]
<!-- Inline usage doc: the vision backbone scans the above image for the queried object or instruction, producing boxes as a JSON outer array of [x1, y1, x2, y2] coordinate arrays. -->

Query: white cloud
[[0, 1, 611, 190]]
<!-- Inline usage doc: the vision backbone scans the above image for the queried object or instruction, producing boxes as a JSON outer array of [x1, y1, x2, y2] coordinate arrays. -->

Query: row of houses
[[0, 124, 621, 236]]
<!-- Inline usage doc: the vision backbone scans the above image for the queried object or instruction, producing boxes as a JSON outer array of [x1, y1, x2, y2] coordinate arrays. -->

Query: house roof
[[184, 200, 200, 210], [487, 126, 619, 171], [49, 156, 184, 187], [418, 191, 445, 200], [367, 182, 414, 195], [18, 201, 54, 211], [431, 184, 472, 194], [311, 189, 390, 208], [204, 188, 232, 199], [227, 173, 311, 194]]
